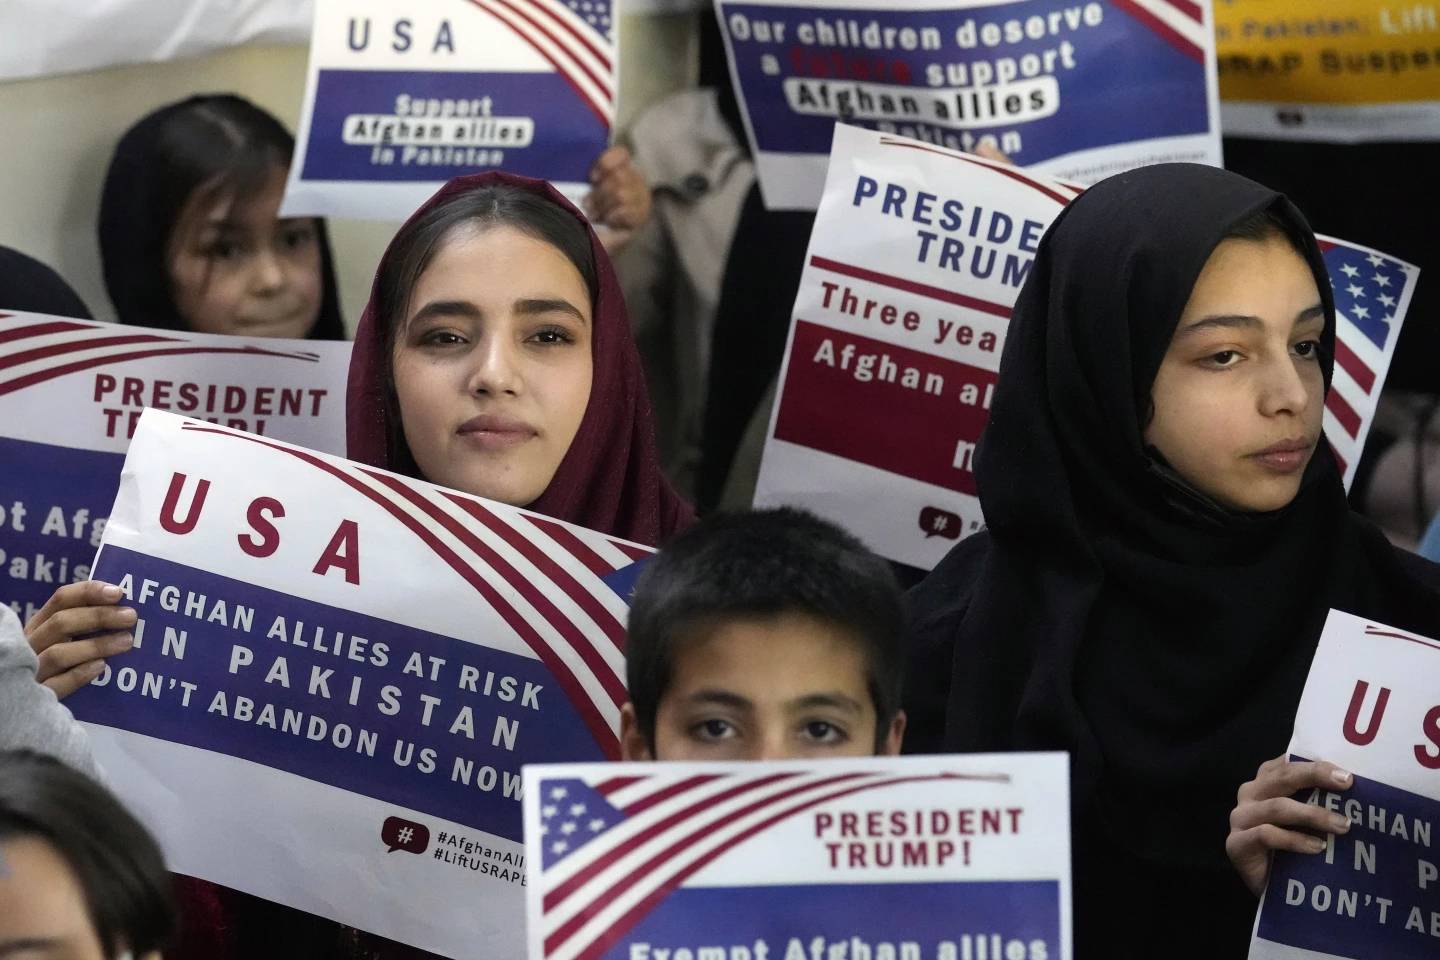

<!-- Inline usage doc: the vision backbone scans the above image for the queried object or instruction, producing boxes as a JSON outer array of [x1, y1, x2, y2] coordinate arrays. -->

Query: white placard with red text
[[0, 312, 350, 621], [1249, 611, 1440, 959], [67, 409, 650, 957], [524, 753, 1072, 960], [752, 124, 1419, 570]]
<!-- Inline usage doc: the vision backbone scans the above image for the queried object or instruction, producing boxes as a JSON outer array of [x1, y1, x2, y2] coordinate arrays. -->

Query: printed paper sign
[[65, 409, 650, 958], [1249, 611, 1440, 959], [1216, 0, 1440, 142], [0, 312, 349, 622], [523, 753, 1072, 960], [753, 125, 1419, 569], [283, 0, 617, 220], [713, 0, 1222, 209], [0, 0, 308, 82]]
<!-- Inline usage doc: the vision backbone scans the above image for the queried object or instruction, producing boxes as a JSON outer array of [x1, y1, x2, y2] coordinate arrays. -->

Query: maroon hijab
[[347, 171, 692, 546]]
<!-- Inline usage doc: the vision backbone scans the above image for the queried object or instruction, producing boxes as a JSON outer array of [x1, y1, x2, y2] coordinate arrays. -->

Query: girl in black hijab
[[99, 94, 344, 339], [903, 163, 1440, 955]]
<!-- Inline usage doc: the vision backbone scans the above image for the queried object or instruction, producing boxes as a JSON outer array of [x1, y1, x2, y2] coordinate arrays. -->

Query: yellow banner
[[1216, 0, 1440, 104]]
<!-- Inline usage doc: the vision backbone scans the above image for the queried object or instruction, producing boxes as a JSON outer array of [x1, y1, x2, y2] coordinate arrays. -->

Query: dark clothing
[[903, 164, 1440, 956], [693, 9, 816, 511], [0, 246, 92, 318], [696, 188, 814, 511]]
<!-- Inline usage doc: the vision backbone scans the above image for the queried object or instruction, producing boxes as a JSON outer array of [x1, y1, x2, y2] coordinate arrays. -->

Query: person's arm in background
[[0, 604, 98, 776]]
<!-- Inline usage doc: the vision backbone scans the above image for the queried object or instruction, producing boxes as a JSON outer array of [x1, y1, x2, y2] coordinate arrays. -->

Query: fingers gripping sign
[[584, 145, 652, 254], [1227, 754, 1355, 897], [25, 580, 137, 699]]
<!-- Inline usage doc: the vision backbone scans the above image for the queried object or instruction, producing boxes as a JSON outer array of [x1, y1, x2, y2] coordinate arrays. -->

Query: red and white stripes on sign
[[1109, 0, 1208, 62], [1324, 310, 1386, 468], [539, 770, 949, 960], [0, 318, 319, 396], [465, 0, 616, 124], [177, 423, 634, 758], [876, 136, 1083, 207], [525, 513, 651, 576]]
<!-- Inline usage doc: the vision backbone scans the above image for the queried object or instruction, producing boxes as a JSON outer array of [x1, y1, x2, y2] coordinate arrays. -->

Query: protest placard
[[0, 312, 349, 622], [1216, 0, 1440, 142], [0, 0, 308, 82], [523, 753, 1072, 960], [283, 0, 617, 220], [1249, 611, 1440, 959], [65, 409, 649, 957], [713, 0, 1221, 209], [752, 125, 1420, 569]]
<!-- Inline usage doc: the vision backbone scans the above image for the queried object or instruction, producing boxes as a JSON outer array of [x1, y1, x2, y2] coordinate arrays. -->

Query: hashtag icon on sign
[[397, 827, 414, 843], [932, 515, 948, 532]]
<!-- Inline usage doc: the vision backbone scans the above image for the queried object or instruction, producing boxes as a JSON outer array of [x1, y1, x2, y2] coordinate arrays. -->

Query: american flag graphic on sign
[[526, 765, 1032, 960], [468, 0, 616, 123], [1317, 237, 1420, 487]]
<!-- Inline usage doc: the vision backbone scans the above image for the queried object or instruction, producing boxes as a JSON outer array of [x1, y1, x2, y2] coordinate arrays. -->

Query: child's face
[[1145, 235, 1326, 513], [391, 225, 594, 507], [621, 612, 904, 762], [0, 836, 134, 960], [167, 164, 324, 339]]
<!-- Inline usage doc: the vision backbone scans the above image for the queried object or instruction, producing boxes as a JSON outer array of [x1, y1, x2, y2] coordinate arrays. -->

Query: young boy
[[619, 508, 906, 761]]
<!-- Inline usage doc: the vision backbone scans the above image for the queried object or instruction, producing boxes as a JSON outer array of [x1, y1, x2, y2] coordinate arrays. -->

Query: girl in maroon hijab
[[349, 170, 692, 546], [325, 171, 691, 956], [164, 174, 691, 960]]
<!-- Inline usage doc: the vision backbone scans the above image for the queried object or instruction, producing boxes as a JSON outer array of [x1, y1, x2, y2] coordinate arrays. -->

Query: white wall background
[[0, 10, 698, 334]]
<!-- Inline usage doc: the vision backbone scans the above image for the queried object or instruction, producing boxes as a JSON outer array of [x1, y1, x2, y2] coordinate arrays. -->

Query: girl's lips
[[1247, 439, 1314, 474], [1250, 449, 1308, 473], [457, 414, 537, 450]]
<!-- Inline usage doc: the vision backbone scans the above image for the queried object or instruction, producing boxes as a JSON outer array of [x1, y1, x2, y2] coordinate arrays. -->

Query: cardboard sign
[[284, 0, 617, 220], [1217, 0, 1440, 142], [0, 312, 350, 621], [752, 125, 1419, 569], [1250, 611, 1440, 959], [714, 0, 1222, 209], [523, 753, 1073, 960], [67, 409, 650, 958]]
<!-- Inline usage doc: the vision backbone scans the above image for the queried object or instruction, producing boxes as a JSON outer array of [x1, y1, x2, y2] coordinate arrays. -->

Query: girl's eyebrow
[[0, 938, 65, 956], [408, 300, 482, 326], [514, 298, 588, 324], [1177, 314, 1262, 338], [1179, 303, 1326, 338]]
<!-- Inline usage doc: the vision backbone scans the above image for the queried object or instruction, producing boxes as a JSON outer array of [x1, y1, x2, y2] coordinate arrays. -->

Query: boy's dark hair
[[0, 750, 175, 957], [626, 508, 903, 750]]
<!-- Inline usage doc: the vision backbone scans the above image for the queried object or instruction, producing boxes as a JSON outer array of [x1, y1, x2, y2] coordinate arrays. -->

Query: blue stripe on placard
[[607, 880, 1062, 960], [68, 545, 603, 842], [299, 69, 607, 184], [1256, 760, 1440, 960], [0, 437, 121, 623], [719, 0, 1208, 165]]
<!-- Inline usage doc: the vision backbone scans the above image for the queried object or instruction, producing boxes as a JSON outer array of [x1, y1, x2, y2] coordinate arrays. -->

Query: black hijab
[[0, 246, 92, 318], [98, 95, 344, 339], [905, 163, 1440, 950]]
